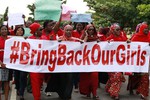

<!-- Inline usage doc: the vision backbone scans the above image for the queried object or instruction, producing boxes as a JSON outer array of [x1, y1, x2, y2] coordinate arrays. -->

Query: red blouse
[[0, 36, 9, 62]]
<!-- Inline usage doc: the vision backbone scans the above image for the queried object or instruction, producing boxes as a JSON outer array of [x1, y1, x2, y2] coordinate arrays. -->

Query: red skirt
[[79, 72, 98, 96]]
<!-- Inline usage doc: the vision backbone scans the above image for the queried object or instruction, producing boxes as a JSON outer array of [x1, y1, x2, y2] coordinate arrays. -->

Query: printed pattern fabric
[[105, 72, 122, 97], [136, 74, 149, 97], [0, 69, 9, 81]]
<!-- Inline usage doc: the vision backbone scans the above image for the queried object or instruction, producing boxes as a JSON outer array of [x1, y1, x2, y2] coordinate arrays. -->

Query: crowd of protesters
[[0, 14, 149, 100]]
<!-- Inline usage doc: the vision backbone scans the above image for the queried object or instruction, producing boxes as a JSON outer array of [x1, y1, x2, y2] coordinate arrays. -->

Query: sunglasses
[[88, 29, 95, 31], [115, 28, 120, 31]]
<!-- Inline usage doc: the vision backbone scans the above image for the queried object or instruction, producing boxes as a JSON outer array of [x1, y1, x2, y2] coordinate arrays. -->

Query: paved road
[[7, 76, 150, 100]]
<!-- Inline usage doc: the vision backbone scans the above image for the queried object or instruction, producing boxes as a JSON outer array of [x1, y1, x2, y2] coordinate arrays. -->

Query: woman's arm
[[0, 60, 6, 68]]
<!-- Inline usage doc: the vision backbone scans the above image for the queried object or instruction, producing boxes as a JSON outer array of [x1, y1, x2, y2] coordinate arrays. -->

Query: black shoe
[[129, 90, 134, 95], [17, 91, 20, 96], [20, 96, 24, 100], [27, 89, 32, 93]]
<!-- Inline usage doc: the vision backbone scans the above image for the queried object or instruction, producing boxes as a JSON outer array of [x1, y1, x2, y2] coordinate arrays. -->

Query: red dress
[[79, 24, 99, 97], [105, 33, 127, 97], [129, 24, 150, 97]]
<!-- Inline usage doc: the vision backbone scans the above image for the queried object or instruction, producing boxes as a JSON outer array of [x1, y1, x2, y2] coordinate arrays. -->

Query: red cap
[[29, 22, 41, 34]]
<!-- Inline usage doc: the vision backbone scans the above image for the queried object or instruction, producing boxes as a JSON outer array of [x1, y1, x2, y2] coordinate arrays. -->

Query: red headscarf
[[59, 25, 75, 41], [110, 23, 120, 31], [83, 24, 98, 42], [85, 24, 97, 35], [131, 23, 150, 42], [106, 23, 127, 41], [29, 22, 41, 34]]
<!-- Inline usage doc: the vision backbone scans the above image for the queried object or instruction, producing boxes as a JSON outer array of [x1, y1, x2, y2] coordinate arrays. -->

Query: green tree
[[85, 0, 150, 29], [136, 4, 150, 23]]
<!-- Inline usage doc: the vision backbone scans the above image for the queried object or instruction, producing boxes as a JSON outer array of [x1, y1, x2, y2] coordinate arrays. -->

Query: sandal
[[111, 96, 119, 100], [140, 94, 147, 100], [114, 96, 119, 100], [93, 96, 100, 100]]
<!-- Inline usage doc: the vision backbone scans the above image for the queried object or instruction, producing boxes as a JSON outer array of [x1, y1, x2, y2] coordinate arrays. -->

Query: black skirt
[[99, 72, 109, 84], [45, 73, 73, 100]]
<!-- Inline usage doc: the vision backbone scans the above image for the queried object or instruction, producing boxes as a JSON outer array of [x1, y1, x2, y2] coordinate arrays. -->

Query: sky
[[0, 0, 89, 18]]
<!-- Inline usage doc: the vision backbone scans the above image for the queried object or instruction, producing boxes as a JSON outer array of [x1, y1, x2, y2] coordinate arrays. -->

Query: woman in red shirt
[[72, 22, 84, 39], [129, 23, 149, 100], [80, 24, 99, 100], [0, 25, 12, 100], [28, 22, 47, 100]]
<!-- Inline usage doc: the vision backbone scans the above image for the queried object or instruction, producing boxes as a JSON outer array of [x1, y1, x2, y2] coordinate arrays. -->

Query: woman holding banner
[[42, 16, 63, 40], [13, 27, 27, 100], [129, 23, 149, 100], [72, 22, 85, 39], [105, 23, 127, 100], [0, 25, 13, 100], [28, 22, 47, 100], [45, 25, 81, 100], [42, 20, 63, 96], [79, 24, 100, 100], [126, 23, 142, 95], [97, 27, 110, 85], [72, 22, 85, 92]]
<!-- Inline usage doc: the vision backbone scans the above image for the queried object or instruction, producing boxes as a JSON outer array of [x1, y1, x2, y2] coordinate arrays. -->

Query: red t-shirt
[[28, 35, 48, 40], [97, 32, 107, 41], [106, 33, 127, 41], [42, 29, 63, 40], [72, 30, 84, 39], [0, 36, 9, 62]]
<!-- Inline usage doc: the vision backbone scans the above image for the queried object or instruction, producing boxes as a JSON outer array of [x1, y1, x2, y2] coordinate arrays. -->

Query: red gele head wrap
[[85, 24, 94, 30], [64, 25, 73, 31], [139, 23, 148, 34], [29, 22, 41, 34], [110, 23, 120, 31], [85, 24, 97, 35]]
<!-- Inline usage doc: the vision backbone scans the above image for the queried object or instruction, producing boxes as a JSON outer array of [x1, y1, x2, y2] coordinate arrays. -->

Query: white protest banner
[[4, 37, 150, 73], [8, 13, 24, 27]]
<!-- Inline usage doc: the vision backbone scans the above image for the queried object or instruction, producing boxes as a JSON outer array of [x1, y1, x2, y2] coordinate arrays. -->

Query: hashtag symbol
[[10, 41, 20, 63]]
